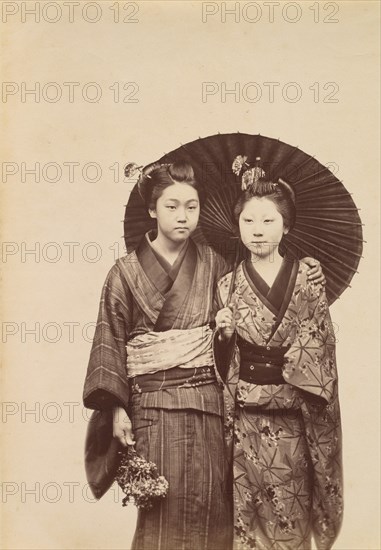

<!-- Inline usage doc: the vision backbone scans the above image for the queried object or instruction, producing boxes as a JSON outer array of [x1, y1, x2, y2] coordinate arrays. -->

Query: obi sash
[[130, 365, 216, 393], [237, 335, 289, 385], [126, 325, 214, 378]]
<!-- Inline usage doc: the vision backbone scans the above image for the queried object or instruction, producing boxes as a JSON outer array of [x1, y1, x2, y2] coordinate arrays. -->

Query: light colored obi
[[126, 325, 214, 378]]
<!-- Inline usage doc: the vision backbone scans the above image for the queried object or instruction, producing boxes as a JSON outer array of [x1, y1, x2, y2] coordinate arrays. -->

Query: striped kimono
[[83, 234, 232, 550], [215, 258, 343, 550]]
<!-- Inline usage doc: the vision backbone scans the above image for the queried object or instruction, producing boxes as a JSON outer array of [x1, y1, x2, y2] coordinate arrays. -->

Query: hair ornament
[[232, 156, 266, 191], [124, 162, 148, 200], [125, 162, 172, 201], [232, 155, 248, 176], [124, 162, 143, 179]]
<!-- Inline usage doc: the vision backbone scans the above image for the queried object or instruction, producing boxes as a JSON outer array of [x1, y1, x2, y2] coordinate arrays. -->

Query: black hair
[[139, 162, 203, 210], [233, 179, 296, 231]]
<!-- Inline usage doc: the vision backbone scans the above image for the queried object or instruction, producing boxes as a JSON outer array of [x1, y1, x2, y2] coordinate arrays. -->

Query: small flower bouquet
[[115, 446, 169, 510]]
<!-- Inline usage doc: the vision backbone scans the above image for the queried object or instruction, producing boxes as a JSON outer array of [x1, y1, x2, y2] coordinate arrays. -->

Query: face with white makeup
[[233, 179, 296, 261], [238, 196, 288, 260]]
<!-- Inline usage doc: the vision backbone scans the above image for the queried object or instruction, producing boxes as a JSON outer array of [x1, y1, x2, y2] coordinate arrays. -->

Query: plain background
[[1, 1, 380, 548]]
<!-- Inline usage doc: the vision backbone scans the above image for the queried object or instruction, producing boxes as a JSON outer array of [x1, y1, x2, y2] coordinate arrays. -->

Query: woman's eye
[[264, 219, 273, 223], [188, 206, 197, 211], [244, 219, 253, 223], [166, 205, 176, 210]]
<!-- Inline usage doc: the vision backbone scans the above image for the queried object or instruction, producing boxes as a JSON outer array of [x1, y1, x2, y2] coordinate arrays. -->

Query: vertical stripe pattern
[[131, 395, 232, 550]]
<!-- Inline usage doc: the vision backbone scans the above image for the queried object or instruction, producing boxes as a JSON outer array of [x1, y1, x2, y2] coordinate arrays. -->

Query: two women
[[215, 172, 343, 549], [83, 161, 324, 550]]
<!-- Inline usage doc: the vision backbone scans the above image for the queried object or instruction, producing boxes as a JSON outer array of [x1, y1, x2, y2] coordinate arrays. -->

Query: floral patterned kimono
[[215, 256, 343, 550], [83, 233, 232, 550]]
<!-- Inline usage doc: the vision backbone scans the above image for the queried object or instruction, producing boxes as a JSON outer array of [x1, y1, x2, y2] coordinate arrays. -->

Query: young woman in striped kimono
[[215, 178, 343, 550], [83, 162, 324, 550]]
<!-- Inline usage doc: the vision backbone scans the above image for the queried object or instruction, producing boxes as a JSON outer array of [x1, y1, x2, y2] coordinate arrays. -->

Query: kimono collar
[[135, 232, 198, 331], [242, 253, 299, 343], [146, 231, 189, 280], [136, 232, 189, 295], [244, 254, 296, 316]]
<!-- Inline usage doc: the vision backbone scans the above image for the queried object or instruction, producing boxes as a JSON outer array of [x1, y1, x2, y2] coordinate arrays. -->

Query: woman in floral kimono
[[215, 176, 343, 550], [83, 161, 324, 550]]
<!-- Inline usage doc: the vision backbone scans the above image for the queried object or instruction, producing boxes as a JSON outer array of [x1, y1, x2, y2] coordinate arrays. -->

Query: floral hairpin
[[124, 163, 148, 201], [124, 162, 171, 180], [125, 162, 172, 201], [125, 162, 144, 179], [232, 155, 266, 191]]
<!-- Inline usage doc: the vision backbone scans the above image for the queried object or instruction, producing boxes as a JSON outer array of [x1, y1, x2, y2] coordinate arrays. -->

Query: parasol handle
[[226, 244, 240, 306]]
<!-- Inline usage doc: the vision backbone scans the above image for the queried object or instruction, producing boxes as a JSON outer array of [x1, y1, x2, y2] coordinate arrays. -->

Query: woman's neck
[[249, 250, 283, 285], [150, 234, 188, 265]]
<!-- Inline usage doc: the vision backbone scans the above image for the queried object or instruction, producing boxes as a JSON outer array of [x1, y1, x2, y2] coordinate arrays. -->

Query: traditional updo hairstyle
[[138, 161, 203, 210], [233, 178, 296, 232]]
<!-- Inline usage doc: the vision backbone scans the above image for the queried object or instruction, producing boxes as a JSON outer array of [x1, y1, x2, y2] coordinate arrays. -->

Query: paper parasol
[[124, 133, 363, 304]]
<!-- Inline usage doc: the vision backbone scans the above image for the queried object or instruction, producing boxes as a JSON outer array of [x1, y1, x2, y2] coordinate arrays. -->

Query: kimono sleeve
[[283, 280, 338, 404], [83, 263, 132, 411], [284, 277, 343, 546], [301, 386, 343, 549]]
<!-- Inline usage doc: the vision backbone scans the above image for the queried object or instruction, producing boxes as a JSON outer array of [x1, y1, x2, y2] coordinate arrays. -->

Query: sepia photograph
[[1, 1, 380, 549]]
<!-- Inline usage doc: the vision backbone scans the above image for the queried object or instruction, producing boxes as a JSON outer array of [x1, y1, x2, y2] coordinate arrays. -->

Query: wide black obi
[[237, 335, 289, 385]]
